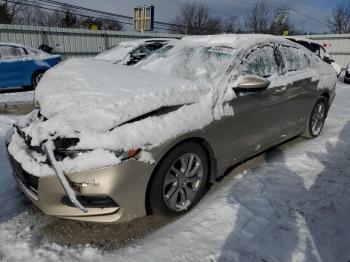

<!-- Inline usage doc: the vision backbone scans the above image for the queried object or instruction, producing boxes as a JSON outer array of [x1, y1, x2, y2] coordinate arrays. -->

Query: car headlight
[[54, 148, 141, 161], [114, 148, 141, 160]]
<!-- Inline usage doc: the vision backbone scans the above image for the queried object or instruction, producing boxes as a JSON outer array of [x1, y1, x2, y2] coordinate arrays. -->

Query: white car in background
[[345, 64, 350, 84], [95, 39, 173, 65], [287, 37, 342, 77]]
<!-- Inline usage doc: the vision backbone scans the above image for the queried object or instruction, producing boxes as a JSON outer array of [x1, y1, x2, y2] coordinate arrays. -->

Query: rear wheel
[[302, 97, 328, 139], [32, 71, 44, 88], [24, 71, 45, 90], [148, 142, 209, 216]]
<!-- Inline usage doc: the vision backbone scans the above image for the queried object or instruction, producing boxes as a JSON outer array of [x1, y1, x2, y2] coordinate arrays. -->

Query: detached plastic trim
[[43, 141, 88, 213]]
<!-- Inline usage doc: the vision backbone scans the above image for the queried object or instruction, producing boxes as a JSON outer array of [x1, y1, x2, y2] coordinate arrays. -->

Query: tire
[[28, 71, 45, 90], [148, 142, 209, 217], [302, 97, 328, 139]]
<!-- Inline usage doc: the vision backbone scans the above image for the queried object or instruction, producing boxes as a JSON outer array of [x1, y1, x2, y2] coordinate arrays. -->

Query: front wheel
[[302, 97, 328, 139], [148, 142, 209, 216]]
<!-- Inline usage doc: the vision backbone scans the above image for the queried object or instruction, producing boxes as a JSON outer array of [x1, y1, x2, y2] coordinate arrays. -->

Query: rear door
[[277, 44, 319, 137], [217, 44, 288, 166], [0, 45, 33, 88]]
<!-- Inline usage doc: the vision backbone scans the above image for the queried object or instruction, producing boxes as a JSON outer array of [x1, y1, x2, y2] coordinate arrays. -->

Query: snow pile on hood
[[8, 55, 227, 175], [33, 58, 208, 138]]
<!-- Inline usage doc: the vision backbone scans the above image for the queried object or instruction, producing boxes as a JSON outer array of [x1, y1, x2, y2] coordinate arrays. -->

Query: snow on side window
[[279, 45, 309, 72], [239, 45, 279, 78], [0, 46, 25, 59]]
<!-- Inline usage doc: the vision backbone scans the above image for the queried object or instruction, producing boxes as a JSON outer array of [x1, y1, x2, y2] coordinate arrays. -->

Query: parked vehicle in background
[[95, 39, 173, 65], [345, 64, 350, 84], [0, 43, 61, 90], [7, 35, 336, 223], [287, 37, 342, 77]]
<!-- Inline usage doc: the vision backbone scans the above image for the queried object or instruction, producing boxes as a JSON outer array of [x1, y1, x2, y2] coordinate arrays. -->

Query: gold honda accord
[[6, 35, 336, 223]]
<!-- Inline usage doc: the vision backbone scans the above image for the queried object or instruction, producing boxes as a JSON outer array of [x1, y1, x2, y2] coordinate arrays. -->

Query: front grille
[[7, 150, 39, 191], [346, 71, 350, 78]]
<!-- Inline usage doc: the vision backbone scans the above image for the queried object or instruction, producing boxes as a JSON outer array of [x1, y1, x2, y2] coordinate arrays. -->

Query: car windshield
[[140, 44, 237, 83]]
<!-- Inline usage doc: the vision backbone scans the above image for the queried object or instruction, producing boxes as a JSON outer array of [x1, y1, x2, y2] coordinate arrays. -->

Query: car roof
[[286, 37, 324, 48], [0, 42, 29, 49], [180, 34, 293, 49]]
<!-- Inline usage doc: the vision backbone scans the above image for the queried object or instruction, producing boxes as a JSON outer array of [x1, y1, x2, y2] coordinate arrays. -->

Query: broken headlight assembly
[[53, 137, 141, 161]]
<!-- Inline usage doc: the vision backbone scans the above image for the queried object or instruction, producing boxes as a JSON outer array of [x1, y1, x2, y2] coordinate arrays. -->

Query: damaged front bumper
[[6, 128, 156, 223]]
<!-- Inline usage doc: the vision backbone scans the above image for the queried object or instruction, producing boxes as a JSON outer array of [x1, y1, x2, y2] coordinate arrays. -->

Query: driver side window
[[239, 45, 279, 78]]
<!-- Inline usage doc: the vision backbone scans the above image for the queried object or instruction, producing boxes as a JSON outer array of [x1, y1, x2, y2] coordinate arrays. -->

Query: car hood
[[29, 58, 208, 143]]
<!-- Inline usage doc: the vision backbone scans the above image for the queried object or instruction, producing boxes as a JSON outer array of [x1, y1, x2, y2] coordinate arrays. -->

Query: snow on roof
[[180, 34, 291, 48], [0, 42, 27, 47]]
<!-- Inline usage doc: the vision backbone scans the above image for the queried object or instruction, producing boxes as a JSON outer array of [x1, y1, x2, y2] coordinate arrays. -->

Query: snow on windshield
[[94, 41, 141, 63], [140, 44, 237, 84]]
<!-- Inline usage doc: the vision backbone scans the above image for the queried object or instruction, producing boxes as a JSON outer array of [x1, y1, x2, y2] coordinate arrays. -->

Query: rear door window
[[239, 45, 279, 78], [0, 46, 26, 59], [279, 45, 309, 72]]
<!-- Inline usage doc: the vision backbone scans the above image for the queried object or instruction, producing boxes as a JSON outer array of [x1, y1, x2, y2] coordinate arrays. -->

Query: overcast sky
[[60, 0, 340, 33]]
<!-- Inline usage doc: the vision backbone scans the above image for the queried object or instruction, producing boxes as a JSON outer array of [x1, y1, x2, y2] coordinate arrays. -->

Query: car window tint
[[279, 45, 309, 72], [0, 46, 25, 59], [240, 45, 279, 78]]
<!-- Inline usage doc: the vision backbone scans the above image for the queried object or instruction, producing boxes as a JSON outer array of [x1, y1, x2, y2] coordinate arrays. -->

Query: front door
[[217, 44, 288, 167]]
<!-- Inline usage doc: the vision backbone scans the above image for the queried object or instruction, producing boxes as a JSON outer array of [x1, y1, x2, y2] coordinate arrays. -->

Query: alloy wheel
[[163, 153, 204, 211], [310, 100, 327, 136], [34, 73, 44, 87]]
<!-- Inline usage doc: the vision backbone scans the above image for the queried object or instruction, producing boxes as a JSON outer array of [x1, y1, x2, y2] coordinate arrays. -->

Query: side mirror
[[236, 76, 270, 91]]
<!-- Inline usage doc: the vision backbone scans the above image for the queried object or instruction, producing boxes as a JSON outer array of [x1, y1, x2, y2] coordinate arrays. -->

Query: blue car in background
[[0, 43, 61, 90]]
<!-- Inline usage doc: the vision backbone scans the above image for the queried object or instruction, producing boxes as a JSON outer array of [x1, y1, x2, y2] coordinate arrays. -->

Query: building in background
[[133, 5, 154, 32]]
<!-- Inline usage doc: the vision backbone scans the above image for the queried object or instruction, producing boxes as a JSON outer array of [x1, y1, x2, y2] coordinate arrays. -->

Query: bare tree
[[102, 19, 123, 31], [0, 0, 26, 24], [245, 0, 270, 33], [0, 3, 12, 23], [269, 7, 295, 35], [60, 8, 78, 28], [169, 2, 223, 35], [327, 0, 350, 33], [223, 17, 242, 33]]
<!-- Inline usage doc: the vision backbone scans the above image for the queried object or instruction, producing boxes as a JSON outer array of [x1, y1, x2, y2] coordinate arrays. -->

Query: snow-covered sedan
[[6, 35, 336, 223], [0, 43, 61, 89], [345, 64, 350, 84], [94, 38, 172, 65]]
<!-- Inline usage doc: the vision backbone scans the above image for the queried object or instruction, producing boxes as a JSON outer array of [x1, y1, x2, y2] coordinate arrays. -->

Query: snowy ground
[[0, 80, 350, 262], [0, 90, 34, 104]]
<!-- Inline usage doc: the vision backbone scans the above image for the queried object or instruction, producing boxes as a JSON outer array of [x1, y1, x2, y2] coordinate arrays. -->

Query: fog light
[[61, 195, 118, 208]]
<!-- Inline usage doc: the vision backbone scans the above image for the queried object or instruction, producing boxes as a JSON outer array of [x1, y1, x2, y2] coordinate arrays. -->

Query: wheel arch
[[145, 137, 217, 215], [32, 68, 47, 80], [320, 92, 330, 103]]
